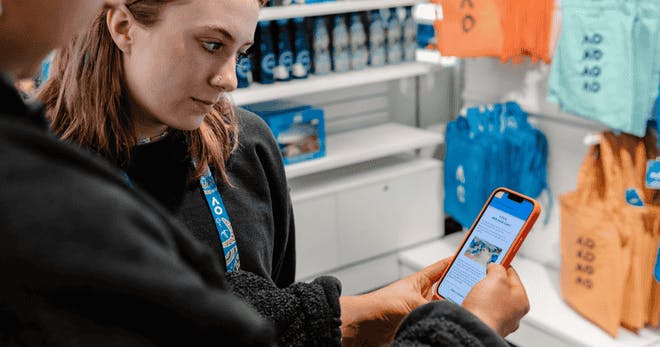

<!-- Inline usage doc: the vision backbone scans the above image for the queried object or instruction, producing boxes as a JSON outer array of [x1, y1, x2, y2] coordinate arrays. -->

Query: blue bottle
[[292, 17, 311, 79], [368, 10, 386, 67], [331, 15, 350, 73], [349, 13, 368, 71], [274, 19, 293, 82], [312, 17, 331, 75], [386, 8, 402, 65], [402, 7, 417, 62], [257, 21, 275, 84], [236, 53, 252, 88]]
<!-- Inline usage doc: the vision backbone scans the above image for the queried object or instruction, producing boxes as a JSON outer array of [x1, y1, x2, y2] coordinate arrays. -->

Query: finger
[[486, 263, 507, 278], [506, 266, 525, 288], [418, 257, 452, 284]]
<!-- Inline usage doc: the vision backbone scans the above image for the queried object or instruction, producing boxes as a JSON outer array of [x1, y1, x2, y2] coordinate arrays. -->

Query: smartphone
[[432, 187, 541, 304]]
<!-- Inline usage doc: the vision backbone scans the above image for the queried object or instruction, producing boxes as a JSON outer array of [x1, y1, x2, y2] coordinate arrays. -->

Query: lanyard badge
[[200, 167, 240, 272]]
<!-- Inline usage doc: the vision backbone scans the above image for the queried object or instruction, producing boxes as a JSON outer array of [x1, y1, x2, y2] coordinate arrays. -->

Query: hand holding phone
[[462, 264, 530, 336], [433, 188, 540, 304]]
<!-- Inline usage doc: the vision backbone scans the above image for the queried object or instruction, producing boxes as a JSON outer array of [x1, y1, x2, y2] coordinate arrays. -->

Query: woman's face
[[121, 0, 259, 132]]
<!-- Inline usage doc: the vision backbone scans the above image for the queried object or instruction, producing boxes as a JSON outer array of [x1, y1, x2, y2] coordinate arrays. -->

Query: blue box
[[244, 101, 326, 165]]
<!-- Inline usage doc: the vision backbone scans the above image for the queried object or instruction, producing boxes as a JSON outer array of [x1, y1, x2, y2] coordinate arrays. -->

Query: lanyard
[[198, 165, 240, 273], [124, 164, 240, 273]]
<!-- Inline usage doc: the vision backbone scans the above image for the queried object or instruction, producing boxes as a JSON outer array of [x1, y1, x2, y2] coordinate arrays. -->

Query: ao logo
[[650, 172, 660, 180], [262, 54, 275, 74], [456, 165, 466, 184], [457, 185, 466, 203], [456, 165, 466, 203]]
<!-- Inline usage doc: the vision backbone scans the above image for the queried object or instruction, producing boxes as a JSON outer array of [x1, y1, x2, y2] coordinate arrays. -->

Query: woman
[[37, 0, 529, 345]]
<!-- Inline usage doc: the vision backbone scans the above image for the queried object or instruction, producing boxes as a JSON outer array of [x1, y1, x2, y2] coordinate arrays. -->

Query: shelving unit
[[259, 0, 421, 21], [231, 62, 438, 106], [284, 122, 443, 179]]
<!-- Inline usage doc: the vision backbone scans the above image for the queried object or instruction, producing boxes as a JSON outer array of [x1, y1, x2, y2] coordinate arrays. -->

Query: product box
[[244, 101, 326, 165]]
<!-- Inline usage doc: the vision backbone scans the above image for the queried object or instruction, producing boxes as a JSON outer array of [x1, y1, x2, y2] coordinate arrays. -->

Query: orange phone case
[[432, 187, 541, 301]]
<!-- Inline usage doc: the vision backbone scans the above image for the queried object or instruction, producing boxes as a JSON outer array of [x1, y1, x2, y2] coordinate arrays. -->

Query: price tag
[[647, 159, 660, 189], [625, 188, 644, 207]]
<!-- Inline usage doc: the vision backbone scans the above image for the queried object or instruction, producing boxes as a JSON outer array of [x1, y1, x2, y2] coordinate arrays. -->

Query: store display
[[548, 0, 660, 137], [256, 21, 276, 84], [331, 15, 350, 73], [274, 19, 294, 81], [292, 17, 311, 79], [244, 100, 326, 165], [444, 102, 549, 228], [560, 132, 660, 337]]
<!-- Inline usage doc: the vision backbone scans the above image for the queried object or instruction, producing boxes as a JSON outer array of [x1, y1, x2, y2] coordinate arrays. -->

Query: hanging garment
[[432, 0, 503, 58], [499, 0, 554, 63]]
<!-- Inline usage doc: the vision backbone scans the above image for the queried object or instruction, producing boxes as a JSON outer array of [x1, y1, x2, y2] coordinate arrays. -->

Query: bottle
[[274, 19, 294, 81], [236, 53, 253, 88], [402, 7, 417, 62], [312, 17, 331, 75], [292, 17, 311, 79], [331, 15, 350, 73], [349, 13, 368, 71], [386, 7, 402, 65], [367, 10, 386, 67], [256, 21, 275, 84]]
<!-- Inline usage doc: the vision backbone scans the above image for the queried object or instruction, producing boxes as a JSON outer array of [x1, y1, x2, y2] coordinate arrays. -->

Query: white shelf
[[259, 0, 421, 21], [290, 155, 439, 201], [284, 122, 443, 179], [231, 62, 435, 106], [398, 236, 660, 347]]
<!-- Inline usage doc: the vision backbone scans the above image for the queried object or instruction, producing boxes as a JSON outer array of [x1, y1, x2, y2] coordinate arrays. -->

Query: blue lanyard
[[124, 164, 240, 273], [198, 165, 240, 273]]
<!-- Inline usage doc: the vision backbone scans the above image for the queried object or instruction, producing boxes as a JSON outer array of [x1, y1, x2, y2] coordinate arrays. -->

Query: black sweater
[[0, 77, 275, 346], [125, 109, 295, 288]]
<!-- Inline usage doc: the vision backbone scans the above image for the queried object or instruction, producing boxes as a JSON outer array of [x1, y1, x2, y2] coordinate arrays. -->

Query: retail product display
[[444, 102, 549, 229], [548, 0, 660, 137], [245, 100, 326, 165], [560, 131, 660, 337], [243, 8, 417, 87], [431, 0, 553, 62], [237, 54, 253, 89]]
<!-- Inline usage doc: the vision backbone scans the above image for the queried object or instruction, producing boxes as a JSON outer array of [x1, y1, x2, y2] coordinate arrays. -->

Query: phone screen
[[436, 191, 534, 305]]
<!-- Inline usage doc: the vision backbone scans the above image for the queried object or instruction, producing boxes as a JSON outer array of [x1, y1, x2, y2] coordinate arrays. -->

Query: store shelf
[[398, 236, 660, 347], [284, 122, 443, 179], [259, 0, 421, 21], [231, 62, 435, 106]]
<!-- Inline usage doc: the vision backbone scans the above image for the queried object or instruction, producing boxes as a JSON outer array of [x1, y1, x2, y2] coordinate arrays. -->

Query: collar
[[0, 74, 48, 129]]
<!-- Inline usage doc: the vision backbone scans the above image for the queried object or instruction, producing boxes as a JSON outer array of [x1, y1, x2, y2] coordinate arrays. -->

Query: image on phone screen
[[436, 191, 534, 305]]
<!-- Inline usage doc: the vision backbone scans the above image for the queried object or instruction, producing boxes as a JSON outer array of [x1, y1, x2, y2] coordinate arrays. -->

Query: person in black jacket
[[1, 0, 528, 346]]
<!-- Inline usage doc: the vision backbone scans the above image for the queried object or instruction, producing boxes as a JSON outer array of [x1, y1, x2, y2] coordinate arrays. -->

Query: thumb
[[485, 263, 507, 279], [416, 257, 452, 287]]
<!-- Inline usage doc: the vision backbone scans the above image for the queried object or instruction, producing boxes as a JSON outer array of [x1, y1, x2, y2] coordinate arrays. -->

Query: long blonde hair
[[38, 0, 261, 182]]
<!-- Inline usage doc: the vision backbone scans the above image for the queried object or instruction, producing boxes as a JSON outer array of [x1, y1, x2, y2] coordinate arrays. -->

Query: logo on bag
[[457, 185, 466, 203], [625, 188, 644, 207], [575, 236, 596, 289], [456, 165, 466, 184]]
